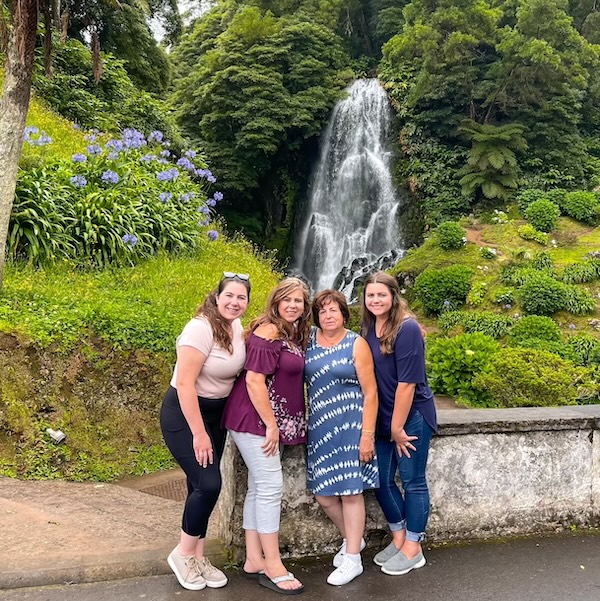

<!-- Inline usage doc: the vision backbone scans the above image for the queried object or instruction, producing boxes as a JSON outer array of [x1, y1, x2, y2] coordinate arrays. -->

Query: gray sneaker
[[167, 548, 207, 590], [333, 537, 366, 567], [381, 550, 426, 575], [373, 541, 400, 566], [196, 556, 228, 588]]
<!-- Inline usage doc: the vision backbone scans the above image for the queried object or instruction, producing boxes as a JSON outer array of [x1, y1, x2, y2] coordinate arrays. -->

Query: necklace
[[318, 328, 347, 347]]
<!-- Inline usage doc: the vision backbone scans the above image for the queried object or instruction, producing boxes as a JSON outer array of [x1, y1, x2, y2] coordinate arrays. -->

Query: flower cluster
[[122, 233, 138, 247], [491, 209, 508, 224], [23, 126, 52, 146]]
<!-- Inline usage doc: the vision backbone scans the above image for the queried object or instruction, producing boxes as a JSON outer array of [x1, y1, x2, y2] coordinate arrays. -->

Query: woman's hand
[[359, 434, 375, 463], [193, 431, 214, 468], [392, 427, 418, 458], [261, 424, 280, 456]]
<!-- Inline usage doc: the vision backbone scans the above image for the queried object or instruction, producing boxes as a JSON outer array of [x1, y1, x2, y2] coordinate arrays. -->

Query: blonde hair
[[195, 277, 251, 353], [246, 277, 311, 350], [360, 271, 409, 355]]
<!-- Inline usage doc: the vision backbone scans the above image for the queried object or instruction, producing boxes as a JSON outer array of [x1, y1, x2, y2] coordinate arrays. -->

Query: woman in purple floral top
[[223, 277, 311, 595]]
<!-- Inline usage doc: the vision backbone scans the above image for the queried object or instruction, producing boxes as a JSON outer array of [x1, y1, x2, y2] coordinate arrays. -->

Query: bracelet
[[361, 429, 375, 436]]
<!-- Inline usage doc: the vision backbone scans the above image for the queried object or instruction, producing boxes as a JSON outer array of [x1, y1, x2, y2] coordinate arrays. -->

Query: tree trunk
[[0, 0, 39, 289]]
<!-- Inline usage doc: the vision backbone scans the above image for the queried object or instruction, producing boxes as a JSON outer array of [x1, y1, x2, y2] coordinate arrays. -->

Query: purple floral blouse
[[222, 332, 307, 445]]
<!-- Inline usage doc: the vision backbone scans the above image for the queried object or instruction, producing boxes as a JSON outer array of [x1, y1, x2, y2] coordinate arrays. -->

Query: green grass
[[0, 235, 281, 353]]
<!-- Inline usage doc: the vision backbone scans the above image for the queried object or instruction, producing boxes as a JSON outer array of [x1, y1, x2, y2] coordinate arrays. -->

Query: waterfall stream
[[294, 79, 406, 300]]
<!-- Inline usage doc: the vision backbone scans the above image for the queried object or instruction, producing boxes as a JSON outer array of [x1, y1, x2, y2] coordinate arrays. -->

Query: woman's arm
[[390, 383, 418, 458], [354, 337, 378, 462], [245, 323, 280, 456], [175, 346, 213, 467]]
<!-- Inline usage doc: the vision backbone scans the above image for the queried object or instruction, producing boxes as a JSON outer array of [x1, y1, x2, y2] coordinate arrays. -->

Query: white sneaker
[[196, 556, 228, 588], [327, 555, 364, 586], [167, 547, 207, 590], [333, 537, 366, 567]]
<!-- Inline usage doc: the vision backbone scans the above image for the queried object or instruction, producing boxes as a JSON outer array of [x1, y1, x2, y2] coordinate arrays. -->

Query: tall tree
[[0, 0, 39, 288]]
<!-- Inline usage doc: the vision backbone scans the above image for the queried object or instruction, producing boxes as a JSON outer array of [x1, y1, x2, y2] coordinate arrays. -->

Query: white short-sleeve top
[[170, 316, 246, 398]]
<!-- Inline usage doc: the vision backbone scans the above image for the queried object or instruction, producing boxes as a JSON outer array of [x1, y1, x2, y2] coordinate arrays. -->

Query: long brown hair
[[246, 277, 311, 350], [195, 276, 251, 353], [360, 271, 409, 355]]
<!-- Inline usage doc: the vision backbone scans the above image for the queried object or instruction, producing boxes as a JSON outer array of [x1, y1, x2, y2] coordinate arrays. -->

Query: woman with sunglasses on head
[[361, 271, 437, 576], [223, 277, 311, 595], [160, 272, 251, 591]]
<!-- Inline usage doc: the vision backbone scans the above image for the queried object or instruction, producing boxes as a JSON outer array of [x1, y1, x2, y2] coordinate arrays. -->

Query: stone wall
[[217, 406, 600, 557]]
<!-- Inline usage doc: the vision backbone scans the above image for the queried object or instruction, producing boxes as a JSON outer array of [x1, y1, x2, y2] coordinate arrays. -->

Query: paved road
[[2, 534, 599, 601]]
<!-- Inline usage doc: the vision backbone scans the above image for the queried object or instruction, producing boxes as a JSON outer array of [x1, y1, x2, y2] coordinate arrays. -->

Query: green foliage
[[501, 264, 545, 286], [33, 40, 180, 141], [508, 337, 578, 363], [531, 251, 554, 271], [480, 246, 497, 260], [518, 274, 567, 315], [563, 286, 596, 315], [517, 224, 549, 245], [561, 191, 599, 224], [508, 316, 561, 344], [427, 333, 500, 405], [494, 287, 515, 306], [566, 334, 600, 366], [466, 281, 488, 307], [414, 265, 474, 315], [457, 122, 528, 201], [439, 311, 514, 339], [525, 199, 560, 233], [11, 133, 215, 267], [473, 348, 595, 407], [434, 221, 466, 250], [561, 260, 600, 284], [517, 188, 546, 213]]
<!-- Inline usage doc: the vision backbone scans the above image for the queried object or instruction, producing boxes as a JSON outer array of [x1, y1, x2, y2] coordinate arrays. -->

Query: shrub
[[519, 274, 567, 315], [516, 188, 546, 213], [494, 287, 515, 306], [563, 287, 596, 315], [517, 224, 549, 245], [501, 264, 542, 286], [525, 199, 560, 232], [427, 333, 500, 405], [11, 130, 222, 266], [561, 260, 600, 284], [509, 337, 578, 363], [479, 246, 497, 260], [508, 315, 561, 343], [473, 348, 595, 407], [439, 311, 514, 339], [545, 188, 568, 208], [414, 265, 473, 315], [434, 221, 467, 250], [466, 281, 487, 307], [561, 191, 598, 224], [531, 251, 554, 271], [566, 334, 600, 366]]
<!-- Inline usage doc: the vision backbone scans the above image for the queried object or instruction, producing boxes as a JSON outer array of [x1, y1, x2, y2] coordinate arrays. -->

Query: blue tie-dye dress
[[305, 327, 379, 496]]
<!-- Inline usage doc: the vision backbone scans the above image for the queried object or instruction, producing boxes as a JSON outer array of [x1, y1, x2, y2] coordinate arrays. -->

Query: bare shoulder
[[353, 336, 374, 362], [253, 323, 280, 341]]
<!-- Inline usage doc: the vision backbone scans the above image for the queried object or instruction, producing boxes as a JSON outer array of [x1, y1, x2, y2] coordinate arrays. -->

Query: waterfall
[[294, 79, 406, 300]]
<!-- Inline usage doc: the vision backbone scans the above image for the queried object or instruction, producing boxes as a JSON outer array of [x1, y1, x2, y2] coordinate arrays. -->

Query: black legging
[[160, 386, 227, 538]]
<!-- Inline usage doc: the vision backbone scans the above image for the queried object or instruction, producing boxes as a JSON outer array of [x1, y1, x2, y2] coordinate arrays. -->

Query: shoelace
[[186, 557, 204, 579], [198, 557, 219, 575]]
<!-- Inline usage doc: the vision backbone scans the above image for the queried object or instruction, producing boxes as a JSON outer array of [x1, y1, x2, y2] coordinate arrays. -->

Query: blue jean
[[374, 410, 433, 542]]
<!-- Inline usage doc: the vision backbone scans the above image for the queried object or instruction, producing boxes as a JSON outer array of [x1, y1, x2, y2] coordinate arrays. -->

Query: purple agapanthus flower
[[70, 175, 87, 188], [213, 191, 224, 202], [159, 192, 172, 203], [141, 154, 157, 163], [206, 175, 216, 183], [160, 149, 171, 158], [207, 199, 216, 207], [122, 233, 138, 247], [207, 230, 219, 241], [195, 168, 207, 178], [156, 168, 180, 182], [122, 128, 146, 149], [72, 153, 87, 163], [84, 132, 97, 143], [198, 205, 210, 214], [184, 149, 197, 159], [37, 132, 52, 146], [148, 130, 164, 143], [176, 157, 194, 171], [87, 144, 102, 156], [105, 139, 125, 153], [101, 170, 119, 184]]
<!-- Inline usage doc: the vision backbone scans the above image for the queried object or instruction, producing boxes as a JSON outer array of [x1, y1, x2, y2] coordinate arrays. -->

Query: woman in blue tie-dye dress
[[304, 290, 379, 587]]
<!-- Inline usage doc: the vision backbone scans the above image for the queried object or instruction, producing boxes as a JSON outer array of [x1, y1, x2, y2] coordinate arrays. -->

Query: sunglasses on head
[[222, 272, 250, 282]]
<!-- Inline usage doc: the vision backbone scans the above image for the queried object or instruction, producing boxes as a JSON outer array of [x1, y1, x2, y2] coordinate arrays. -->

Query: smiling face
[[318, 299, 345, 335], [365, 282, 393, 321], [277, 287, 305, 323], [216, 281, 249, 322]]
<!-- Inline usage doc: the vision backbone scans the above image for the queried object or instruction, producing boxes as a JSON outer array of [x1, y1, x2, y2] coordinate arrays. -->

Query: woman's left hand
[[359, 434, 375, 463]]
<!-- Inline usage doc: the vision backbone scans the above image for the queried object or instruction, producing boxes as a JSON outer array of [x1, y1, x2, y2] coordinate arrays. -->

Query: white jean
[[228, 430, 283, 534]]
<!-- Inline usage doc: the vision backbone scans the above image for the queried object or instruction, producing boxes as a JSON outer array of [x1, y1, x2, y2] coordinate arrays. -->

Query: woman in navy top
[[361, 271, 437, 576]]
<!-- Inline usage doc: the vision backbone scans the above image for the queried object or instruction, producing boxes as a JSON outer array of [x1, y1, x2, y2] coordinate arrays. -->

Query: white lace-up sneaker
[[333, 537, 366, 567], [196, 556, 228, 588], [167, 547, 207, 590], [327, 555, 364, 586]]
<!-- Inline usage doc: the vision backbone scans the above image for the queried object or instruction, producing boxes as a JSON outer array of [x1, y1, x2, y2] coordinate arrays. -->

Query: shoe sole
[[205, 577, 228, 588], [327, 565, 364, 586], [167, 555, 207, 591], [381, 556, 426, 576]]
